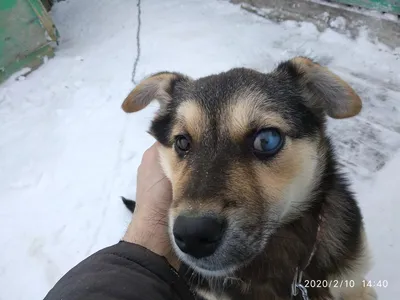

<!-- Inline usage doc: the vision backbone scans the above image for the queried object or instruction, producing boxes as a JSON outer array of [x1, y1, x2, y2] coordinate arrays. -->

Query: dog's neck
[[231, 200, 326, 298]]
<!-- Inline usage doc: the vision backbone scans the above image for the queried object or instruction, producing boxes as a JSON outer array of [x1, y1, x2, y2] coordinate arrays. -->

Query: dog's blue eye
[[253, 128, 283, 156]]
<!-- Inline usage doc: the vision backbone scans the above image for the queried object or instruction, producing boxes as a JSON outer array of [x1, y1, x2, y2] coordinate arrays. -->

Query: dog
[[120, 57, 377, 300]]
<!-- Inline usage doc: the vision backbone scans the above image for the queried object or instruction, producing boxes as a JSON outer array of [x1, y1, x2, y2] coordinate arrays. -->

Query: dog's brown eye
[[175, 135, 191, 154]]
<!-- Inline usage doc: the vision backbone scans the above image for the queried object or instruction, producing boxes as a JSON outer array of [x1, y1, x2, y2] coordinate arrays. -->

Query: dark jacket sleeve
[[43, 241, 195, 300]]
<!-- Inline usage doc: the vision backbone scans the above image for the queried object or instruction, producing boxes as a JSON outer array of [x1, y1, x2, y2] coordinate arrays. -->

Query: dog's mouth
[[183, 259, 242, 277], [169, 215, 273, 278], [173, 246, 245, 277]]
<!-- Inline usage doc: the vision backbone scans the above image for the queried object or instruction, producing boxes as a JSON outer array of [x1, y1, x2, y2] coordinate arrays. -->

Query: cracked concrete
[[232, 0, 400, 48]]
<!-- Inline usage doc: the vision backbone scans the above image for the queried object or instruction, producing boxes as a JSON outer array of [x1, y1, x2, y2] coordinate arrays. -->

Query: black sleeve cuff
[[44, 241, 195, 300]]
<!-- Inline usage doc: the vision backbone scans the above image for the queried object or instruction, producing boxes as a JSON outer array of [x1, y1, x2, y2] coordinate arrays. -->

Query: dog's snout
[[173, 215, 225, 258]]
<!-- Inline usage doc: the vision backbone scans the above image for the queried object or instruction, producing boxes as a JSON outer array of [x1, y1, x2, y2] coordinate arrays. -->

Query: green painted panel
[[0, 0, 18, 10], [332, 0, 400, 14], [0, 44, 54, 83], [0, 0, 58, 83]]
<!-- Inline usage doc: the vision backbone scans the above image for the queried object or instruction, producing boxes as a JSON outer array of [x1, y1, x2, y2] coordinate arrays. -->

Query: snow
[[329, 16, 347, 30], [357, 151, 400, 297], [0, 0, 399, 299]]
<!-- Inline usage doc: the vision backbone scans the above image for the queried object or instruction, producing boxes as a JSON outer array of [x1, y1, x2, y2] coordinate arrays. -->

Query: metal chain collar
[[291, 213, 324, 300]]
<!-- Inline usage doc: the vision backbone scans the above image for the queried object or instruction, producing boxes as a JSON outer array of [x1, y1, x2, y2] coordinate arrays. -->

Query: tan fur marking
[[254, 138, 319, 218], [158, 146, 189, 203], [227, 97, 291, 142], [174, 101, 207, 143], [158, 146, 175, 182], [329, 229, 377, 299], [291, 57, 314, 68]]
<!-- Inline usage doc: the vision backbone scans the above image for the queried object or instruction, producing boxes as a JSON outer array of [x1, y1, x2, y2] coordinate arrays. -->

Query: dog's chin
[[176, 252, 241, 278], [189, 263, 239, 278], [173, 242, 265, 279]]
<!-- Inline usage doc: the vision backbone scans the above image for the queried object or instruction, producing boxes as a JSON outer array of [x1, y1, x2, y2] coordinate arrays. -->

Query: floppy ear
[[280, 57, 362, 119], [121, 72, 189, 113]]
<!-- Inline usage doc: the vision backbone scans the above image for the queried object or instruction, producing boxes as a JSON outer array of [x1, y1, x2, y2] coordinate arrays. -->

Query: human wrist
[[122, 217, 180, 270]]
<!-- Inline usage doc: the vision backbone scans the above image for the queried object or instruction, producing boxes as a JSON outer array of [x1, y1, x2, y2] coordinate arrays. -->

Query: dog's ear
[[121, 72, 189, 113], [278, 57, 362, 119]]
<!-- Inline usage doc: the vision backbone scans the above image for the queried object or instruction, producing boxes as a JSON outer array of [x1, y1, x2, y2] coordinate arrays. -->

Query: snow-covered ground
[[0, 0, 399, 299]]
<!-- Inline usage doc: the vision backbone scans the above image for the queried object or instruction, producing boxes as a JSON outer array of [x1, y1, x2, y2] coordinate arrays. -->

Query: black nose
[[173, 215, 225, 258]]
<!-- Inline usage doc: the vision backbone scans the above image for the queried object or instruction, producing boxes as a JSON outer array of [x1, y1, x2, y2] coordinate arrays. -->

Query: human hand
[[122, 142, 180, 270]]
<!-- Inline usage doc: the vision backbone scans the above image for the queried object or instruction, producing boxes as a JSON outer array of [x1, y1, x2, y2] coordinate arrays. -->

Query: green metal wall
[[0, 0, 58, 83], [333, 0, 400, 14]]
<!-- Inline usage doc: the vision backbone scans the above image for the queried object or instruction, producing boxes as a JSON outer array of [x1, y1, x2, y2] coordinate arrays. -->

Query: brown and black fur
[[120, 57, 377, 300]]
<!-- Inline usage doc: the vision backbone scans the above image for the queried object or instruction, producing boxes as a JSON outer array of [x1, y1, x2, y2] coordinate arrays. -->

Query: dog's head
[[121, 57, 361, 276]]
